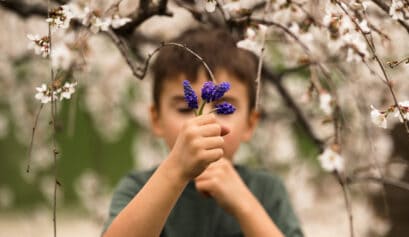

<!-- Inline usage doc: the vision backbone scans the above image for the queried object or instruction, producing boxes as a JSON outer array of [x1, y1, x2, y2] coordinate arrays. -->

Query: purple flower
[[183, 80, 198, 109], [201, 81, 216, 102], [212, 82, 230, 101], [215, 102, 236, 115]]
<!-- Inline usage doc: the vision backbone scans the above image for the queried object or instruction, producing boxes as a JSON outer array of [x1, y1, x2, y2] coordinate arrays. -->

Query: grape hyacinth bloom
[[201, 81, 216, 102], [201, 81, 230, 102], [183, 80, 199, 110], [215, 102, 236, 115], [212, 82, 230, 101], [183, 80, 235, 116]]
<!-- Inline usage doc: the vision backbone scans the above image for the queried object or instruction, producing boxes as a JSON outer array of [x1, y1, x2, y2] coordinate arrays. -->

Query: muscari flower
[[183, 80, 235, 115], [201, 81, 216, 102], [215, 102, 236, 115], [183, 80, 198, 109], [201, 81, 231, 102], [212, 82, 230, 101]]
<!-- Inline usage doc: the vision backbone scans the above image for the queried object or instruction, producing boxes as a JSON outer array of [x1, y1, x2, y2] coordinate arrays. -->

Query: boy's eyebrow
[[169, 95, 186, 103], [218, 96, 239, 105], [169, 95, 239, 106]]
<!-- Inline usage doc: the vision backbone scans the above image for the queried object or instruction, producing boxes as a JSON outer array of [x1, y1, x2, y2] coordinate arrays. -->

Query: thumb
[[220, 125, 230, 136]]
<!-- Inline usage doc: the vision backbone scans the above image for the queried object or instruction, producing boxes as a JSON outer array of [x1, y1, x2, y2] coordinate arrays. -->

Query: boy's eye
[[177, 108, 194, 113]]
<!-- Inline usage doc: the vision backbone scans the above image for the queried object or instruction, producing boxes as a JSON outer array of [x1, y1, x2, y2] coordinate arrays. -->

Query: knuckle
[[190, 139, 201, 151], [185, 127, 197, 139]]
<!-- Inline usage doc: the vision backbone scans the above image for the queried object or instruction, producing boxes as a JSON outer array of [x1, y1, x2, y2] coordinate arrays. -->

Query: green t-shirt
[[102, 165, 304, 237]]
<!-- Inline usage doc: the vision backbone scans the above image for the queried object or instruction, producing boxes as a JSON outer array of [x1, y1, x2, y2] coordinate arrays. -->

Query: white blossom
[[35, 84, 55, 104], [51, 43, 73, 70], [90, 17, 112, 33], [318, 147, 344, 172], [60, 82, 77, 101], [359, 20, 371, 34], [222, 2, 242, 12], [319, 92, 333, 115], [111, 15, 132, 29], [236, 25, 267, 55], [205, 0, 217, 13], [393, 100, 409, 122], [46, 5, 74, 30], [370, 105, 387, 129], [27, 34, 50, 57], [237, 38, 262, 55], [67, 2, 88, 20], [389, 0, 405, 21]]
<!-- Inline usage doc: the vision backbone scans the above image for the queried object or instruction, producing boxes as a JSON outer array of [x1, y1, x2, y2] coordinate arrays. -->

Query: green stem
[[197, 101, 206, 116]]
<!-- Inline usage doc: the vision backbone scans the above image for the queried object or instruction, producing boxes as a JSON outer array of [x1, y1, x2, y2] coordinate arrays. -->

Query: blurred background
[[0, 0, 408, 236]]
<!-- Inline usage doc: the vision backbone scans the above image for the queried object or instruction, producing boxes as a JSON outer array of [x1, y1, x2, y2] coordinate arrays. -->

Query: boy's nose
[[201, 103, 214, 115]]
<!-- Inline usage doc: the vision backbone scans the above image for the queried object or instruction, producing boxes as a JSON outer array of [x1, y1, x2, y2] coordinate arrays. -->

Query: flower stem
[[197, 101, 206, 116]]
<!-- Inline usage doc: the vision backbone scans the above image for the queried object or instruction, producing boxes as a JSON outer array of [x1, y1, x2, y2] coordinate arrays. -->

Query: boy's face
[[150, 69, 259, 161]]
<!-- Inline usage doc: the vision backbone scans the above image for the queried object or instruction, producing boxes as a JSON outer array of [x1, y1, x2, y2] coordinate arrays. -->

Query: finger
[[220, 125, 230, 136], [201, 137, 224, 150], [195, 179, 215, 197], [195, 114, 217, 126], [195, 168, 213, 182], [200, 148, 223, 163], [198, 123, 221, 137]]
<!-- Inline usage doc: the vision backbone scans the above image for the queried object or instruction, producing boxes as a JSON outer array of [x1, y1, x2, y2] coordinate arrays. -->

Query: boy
[[102, 28, 303, 237]]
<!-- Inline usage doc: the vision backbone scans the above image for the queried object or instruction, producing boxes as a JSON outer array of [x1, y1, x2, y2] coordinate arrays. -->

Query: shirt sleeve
[[262, 175, 304, 237], [101, 173, 142, 236]]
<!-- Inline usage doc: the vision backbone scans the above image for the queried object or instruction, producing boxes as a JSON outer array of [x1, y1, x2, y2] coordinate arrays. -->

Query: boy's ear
[[241, 109, 260, 142], [149, 104, 163, 137]]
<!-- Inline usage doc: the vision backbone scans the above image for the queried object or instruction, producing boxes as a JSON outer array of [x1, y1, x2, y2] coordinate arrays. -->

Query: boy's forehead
[[161, 69, 245, 91], [158, 70, 251, 106]]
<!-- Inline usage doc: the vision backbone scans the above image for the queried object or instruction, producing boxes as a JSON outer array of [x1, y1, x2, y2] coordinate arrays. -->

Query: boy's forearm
[[103, 157, 188, 237], [234, 194, 284, 237]]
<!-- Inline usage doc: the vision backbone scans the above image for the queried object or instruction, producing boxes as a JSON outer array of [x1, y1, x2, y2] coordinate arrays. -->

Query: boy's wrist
[[161, 153, 190, 186], [231, 191, 260, 219]]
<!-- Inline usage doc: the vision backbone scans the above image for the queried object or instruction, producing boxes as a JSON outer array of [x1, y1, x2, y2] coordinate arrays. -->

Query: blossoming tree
[[1, 0, 409, 236]]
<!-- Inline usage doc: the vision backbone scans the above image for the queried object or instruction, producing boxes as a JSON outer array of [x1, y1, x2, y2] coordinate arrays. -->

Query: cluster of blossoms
[[183, 80, 235, 115], [370, 101, 409, 129], [236, 25, 268, 56], [389, 0, 409, 21], [318, 146, 344, 173], [46, 5, 74, 30], [27, 3, 131, 57], [203, 0, 267, 55], [82, 11, 131, 34], [27, 34, 50, 58], [35, 82, 77, 104], [323, 2, 370, 63]]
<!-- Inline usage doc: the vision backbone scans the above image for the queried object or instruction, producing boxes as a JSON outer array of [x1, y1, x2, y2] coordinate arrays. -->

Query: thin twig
[[347, 175, 409, 191], [105, 29, 141, 79], [47, 2, 58, 236], [138, 42, 217, 82], [27, 104, 44, 173], [337, 172, 355, 237], [371, 0, 409, 34], [254, 2, 270, 112]]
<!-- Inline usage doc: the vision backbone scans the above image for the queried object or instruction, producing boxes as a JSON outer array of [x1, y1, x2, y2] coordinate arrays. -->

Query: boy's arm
[[103, 114, 227, 237], [195, 159, 285, 237]]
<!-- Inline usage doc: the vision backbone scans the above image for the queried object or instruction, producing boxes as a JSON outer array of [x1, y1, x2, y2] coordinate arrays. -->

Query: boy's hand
[[168, 114, 230, 181], [195, 158, 254, 217]]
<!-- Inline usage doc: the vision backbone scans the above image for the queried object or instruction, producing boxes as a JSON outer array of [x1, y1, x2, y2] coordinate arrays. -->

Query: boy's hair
[[151, 28, 258, 111]]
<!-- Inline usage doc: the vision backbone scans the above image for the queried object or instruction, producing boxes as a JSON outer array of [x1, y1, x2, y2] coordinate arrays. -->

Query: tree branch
[[0, 0, 48, 18], [371, 0, 409, 34], [263, 67, 325, 152]]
